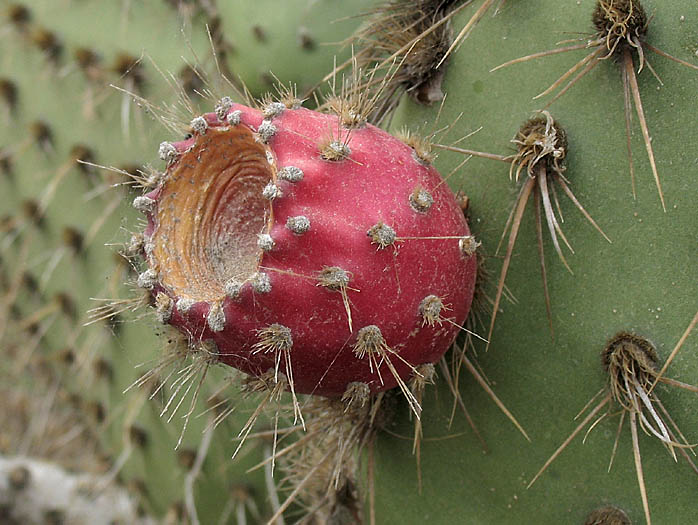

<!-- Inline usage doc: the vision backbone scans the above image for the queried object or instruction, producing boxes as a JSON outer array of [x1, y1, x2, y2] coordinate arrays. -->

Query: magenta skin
[[141, 102, 477, 397]]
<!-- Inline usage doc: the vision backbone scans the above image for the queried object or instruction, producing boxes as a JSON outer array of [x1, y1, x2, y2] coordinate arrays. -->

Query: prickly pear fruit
[[134, 99, 477, 398]]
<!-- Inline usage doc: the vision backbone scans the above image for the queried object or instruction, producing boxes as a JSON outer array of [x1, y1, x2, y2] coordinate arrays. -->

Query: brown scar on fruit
[[492, 0, 698, 211], [150, 126, 274, 303], [527, 311, 698, 525]]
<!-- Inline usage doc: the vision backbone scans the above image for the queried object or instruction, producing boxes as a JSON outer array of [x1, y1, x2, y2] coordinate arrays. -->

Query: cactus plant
[[1, 0, 696, 524], [0, 0, 385, 522], [373, 1, 697, 523]]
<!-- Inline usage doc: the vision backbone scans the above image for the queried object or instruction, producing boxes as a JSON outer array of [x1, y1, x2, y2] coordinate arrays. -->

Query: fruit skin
[[139, 102, 477, 397]]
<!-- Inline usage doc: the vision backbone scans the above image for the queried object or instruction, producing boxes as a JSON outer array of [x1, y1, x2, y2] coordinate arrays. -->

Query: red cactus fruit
[[133, 97, 477, 402]]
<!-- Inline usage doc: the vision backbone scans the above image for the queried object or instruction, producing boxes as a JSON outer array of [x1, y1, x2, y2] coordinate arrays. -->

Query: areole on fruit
[[134, 97, 477, 400]]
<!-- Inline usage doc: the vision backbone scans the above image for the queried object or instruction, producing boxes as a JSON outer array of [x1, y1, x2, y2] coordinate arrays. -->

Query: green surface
[[0, 0, 380, 521], [2, 0, 695, 523], [219, 0, 379, 97], [379, 1, 697, 523]]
